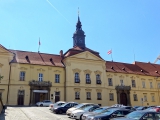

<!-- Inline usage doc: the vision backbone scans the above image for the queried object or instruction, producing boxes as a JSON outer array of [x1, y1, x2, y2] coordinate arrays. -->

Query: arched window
[[75, 73, 80, 83], [75, 92, 80, 99], [86, 74, 91, 84], [96, 74, 101, 84]]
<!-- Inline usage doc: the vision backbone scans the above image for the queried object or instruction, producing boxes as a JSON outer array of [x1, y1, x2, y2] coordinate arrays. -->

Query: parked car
[[36, 100, 53, 107], [120, 106, 136, 111], [111, 111, 160, 120], [87, 108, 132, 120], [82, 106, 110, 120], [66, 103, 96, 116], [53, 102, 78, 114], [136, 106, 148, 110], [70, 105, 99, 120], [49, 101, 65, 110], [133, 106, 140, 109], [145, 106, 160, 112]]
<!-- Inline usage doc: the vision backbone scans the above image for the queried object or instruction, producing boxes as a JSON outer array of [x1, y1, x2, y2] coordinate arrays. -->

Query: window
[[151, 95, 155, 102], [75, 92, 80, 99], [158, 83, 160, 89], [96, 74, 101, 84], [142, 81, 145, 88], [0, 93, 2, 99], [86, 74, 91, 84], [144, 95, 147, 102], [38, 73, 43, 81], [55, 74, 60, 83], [109, 93, 114, 101], [20, 71, 25, 81], [75, 73, 80, 83], [108, 78, 113, 86], [97, 92, 102, 100], [86, 92, 91, 100], [133, 94, 138, 101], [132, 80, 136, 87], [120, 80, 123, 86], [150, 82, 153, 88]]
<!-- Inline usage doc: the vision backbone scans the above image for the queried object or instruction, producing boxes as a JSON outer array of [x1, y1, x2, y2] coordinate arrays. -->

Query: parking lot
[[0, 107, 71, 120]]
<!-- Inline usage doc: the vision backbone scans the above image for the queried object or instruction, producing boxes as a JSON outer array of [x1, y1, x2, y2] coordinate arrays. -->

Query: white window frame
[[55, 74, 60, 83], [75, 92, 80, 99], [109, 93, 114, 101], [97, 92, 102, 100], [133, 94, 138, 101], [86, 92, 91, 99], [75, 73, 80, 83], [108, 78, 113, 86], [150, 82, 153, 88], [20, 71, 25, 81], [120, 80, 123, 86], [142, 81, 145, 88], [86, 74, 91, 84], [132, 80, 136, 87], [38, 73, 43, 82]]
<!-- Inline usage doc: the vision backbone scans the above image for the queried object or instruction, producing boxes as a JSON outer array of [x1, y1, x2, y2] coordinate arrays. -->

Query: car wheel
[[59, 110, 63, 114], [80, 114, 83, 120], [40, 104, 43, 107]]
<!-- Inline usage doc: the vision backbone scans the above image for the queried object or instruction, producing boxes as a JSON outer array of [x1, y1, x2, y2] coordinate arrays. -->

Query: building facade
[[0, 16, 160, 106]]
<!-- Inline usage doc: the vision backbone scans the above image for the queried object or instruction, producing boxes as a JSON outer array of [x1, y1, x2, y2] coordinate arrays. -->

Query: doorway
[[55, 92, 60, 103], [17, 90, 24, 105], [120, 92, 127, 106]]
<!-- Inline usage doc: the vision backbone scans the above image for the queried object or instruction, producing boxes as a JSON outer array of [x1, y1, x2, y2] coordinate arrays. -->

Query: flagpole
[[111, 49, 113, 61]]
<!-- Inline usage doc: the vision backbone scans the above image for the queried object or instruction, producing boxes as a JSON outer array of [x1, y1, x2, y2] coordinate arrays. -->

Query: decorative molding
[[141, 78, 145, 80], [19, 67, 27, 70], [66, 62, 71, 66], [114, 73, 117, 76], [74, 88, 81, 92], [115, 85, 131, 91], [96, 89, 102, 92], [119, 75, 125, 79], [86, 53, 88, 58], [126, 75, 129, 77], [54, 70, 61, 73], [29, 80, 52, 87], [136, 76, 139, 78], [107, 74, 113, 77], [48, 67, 52, 70], [130, 76, 136, 79], [83, 69, 92, 74], [102, 65, 105, 70], [37, 68, 45, 72], [0, 63, 3, 67], [85, 89, 92, 92], [72, 68, 81, 73], [30, 66, 34, 69], [11, 64, 16, 67], [94, 70, 102, 75]]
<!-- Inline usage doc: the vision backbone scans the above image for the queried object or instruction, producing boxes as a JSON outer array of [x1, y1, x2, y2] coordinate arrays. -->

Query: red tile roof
[[106, 61, 160, 77], [10, 50, 64, 67], [64, 46, 103, 59]]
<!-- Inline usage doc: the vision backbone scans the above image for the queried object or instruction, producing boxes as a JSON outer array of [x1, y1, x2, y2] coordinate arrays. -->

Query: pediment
[[69, 51, 103, 61], [0, 45, 11, 54]]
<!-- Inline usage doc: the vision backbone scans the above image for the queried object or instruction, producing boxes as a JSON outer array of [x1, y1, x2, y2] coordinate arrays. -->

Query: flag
[[39, 38, 41, 45], [107, 50, 112, 55]]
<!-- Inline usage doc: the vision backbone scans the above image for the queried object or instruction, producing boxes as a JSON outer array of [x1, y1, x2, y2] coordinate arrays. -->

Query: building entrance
[[17, 90, 24, 105], [120, 92, 127, 106]]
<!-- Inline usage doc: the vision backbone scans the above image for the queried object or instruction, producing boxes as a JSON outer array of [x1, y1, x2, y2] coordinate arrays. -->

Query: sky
[[0, 0, 160, 64]]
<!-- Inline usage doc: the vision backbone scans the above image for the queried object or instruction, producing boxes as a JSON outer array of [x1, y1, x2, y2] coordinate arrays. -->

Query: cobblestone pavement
[[0, 107, 71, 120]]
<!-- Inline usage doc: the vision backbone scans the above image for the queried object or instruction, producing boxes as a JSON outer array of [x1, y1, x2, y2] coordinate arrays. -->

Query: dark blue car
[[53, 102, 78, 114]]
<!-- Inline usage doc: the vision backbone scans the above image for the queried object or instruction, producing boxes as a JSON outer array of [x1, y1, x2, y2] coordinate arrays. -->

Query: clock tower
[[73, 15, 86, 49]]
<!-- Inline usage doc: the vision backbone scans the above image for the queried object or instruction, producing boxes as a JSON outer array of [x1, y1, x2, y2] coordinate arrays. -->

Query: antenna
[[154, 55, 160, 64]]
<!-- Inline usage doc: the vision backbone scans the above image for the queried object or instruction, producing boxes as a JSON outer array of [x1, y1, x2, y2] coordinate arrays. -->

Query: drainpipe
[[64, 67, 66, 101], [6, 64, 11, 105]]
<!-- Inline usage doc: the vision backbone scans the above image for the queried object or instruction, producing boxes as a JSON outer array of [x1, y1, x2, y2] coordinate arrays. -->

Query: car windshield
[[137, 107, 143, 110], [82, 106, 93, 111], [92, 108, 104, 113], [125, 111, 145, 119], [73, 104, 84, 108], [60, 103, 69, 107], [144, 107, 154, 111], [101, 109, 114, 115]]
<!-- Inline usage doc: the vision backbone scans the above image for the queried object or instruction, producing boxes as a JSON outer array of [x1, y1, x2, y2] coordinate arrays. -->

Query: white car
[[71, 105, 99, 120], [49, 101, 66, 111], [36, 100, 53, 107], [66, 103, 95, 116]]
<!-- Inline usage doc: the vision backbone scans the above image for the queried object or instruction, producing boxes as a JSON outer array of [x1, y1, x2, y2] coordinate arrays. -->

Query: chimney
[[60, 50, 63, 57]]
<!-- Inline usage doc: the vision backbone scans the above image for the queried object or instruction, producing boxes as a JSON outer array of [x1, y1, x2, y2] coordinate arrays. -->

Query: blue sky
[[0, 0, 160, 64]]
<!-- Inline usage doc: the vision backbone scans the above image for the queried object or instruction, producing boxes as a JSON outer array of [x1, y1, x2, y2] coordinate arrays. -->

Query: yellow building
[[0, 16, 160, 106]]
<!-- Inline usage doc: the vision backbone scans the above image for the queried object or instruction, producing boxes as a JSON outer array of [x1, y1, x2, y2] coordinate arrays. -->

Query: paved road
[[0, 107, 71, 120]]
